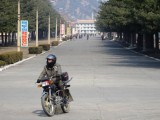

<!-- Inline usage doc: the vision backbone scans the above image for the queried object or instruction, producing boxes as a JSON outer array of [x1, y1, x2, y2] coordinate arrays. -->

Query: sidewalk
[[114, 39, 160, 60], [0, 39, 56, 59]]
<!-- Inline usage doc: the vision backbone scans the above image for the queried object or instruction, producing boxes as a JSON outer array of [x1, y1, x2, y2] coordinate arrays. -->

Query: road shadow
[[32, 110, 47, 117], [97, 39, 160, 69], [32, 107, 65, 117]]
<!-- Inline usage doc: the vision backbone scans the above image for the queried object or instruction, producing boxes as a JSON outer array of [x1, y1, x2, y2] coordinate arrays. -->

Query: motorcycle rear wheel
[[61, 103, 70, 113], [41, 94, 55, 116]]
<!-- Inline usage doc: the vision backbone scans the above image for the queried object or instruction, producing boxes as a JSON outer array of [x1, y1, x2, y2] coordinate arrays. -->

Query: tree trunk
[[124, 32, 130, 46], [130, 33, 133, 47], [155, 32, 159, 52], [8, 33, 11, 45], [137, 33, 143, 50], [0, 32, 1, 46], [146, 33, 154, 50], [120, 32, 122, 41], [5, 33, 8, 46], [11, 32, 15, 45], [31, 31, 36, 40], [123, 32, 126, 42], [39, 30, 43, 39], [143, 33, 146, 51], [117, 32, 120, 40], [128, 32, 131, 44], [2, 33, 4, 46], [130, 33, 136, 47]]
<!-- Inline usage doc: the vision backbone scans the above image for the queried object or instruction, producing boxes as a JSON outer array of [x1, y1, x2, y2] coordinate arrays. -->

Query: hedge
[[62, 36, 72, 41], [62, 37, 67, 41], [39, 44, 50, 51], [0, 51, 23, 64], [51, 41, 59, 46], [0, 60, 6, 67], [28, 46, 43, 54]]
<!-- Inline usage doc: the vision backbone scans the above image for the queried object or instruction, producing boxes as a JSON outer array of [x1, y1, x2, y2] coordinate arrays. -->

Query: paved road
[[0, 36, 160, 120]]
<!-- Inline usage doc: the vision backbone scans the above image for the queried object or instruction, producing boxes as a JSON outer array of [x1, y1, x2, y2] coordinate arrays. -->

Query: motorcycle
[[37, 72, 73, 116]]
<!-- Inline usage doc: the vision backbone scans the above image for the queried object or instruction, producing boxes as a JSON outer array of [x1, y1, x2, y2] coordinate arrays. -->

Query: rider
[[37, 54, 67, 102]]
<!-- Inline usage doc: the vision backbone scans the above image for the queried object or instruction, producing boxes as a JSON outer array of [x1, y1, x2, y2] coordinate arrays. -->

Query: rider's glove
[[36, 79, 41, 83]]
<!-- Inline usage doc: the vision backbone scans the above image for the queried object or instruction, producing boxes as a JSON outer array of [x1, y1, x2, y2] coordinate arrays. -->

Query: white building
[[75, 20, 97, 34]]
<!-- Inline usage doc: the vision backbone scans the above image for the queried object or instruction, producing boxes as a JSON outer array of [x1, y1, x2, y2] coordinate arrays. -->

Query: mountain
[[50, 0, 107, 20]]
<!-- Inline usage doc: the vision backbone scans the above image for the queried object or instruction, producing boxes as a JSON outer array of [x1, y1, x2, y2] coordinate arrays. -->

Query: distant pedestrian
[[87, 34, 89, 40]]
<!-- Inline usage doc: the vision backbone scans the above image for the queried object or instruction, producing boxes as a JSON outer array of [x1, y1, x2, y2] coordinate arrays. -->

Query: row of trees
[[0, 0, 63, 46], [96, 0, 160, 52]]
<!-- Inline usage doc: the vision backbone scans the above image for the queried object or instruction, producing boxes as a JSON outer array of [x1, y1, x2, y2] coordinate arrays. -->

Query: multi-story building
[[75, 20, 97, 34]]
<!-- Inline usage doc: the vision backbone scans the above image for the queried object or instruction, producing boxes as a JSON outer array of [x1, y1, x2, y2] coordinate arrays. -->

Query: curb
[[0, 55, 36, 72], [0, 51, 47, 72], [113, 40, 160, 62], [0, 40, 68, 72], [130, 50, 160, 62], [51, 40, 68, 48]]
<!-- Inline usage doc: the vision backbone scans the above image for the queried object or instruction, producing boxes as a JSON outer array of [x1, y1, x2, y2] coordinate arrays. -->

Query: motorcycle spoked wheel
[[41, 94, 55, 116], [61, 103, 70, 113], [61, 96, 70, 113]]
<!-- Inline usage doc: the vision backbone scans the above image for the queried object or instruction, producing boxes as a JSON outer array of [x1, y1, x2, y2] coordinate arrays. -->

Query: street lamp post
[[36, 8, 38, 47], [17, 0, 21, 52], [55, 17, 58, 41], [48, 14, 51, 45], [59, 19, 62, 41]]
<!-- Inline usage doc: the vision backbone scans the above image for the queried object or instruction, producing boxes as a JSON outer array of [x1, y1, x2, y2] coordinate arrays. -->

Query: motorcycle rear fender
[[65, 89, 73, 102]]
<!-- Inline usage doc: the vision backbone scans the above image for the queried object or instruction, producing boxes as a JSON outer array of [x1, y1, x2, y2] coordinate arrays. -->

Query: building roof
[[77, 20, 96, 24]]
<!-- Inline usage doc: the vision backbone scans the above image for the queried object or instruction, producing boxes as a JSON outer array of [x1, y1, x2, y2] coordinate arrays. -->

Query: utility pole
[[55, 17, 58, 41], [36, 8, 39, 47], [59, 18, 62, 41], [48, 14, 51, 45], [17, 0, 20, 52]]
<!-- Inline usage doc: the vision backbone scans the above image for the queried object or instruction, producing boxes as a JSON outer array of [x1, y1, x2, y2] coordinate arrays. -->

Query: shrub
[[62, 37, 67, 41], [0, 51, 23, 64], [39, 44, 50, 51], [28, 46, 43, 54], [51, 41, 59, 46], [70, 35, 73, 39], [0, 60, 6, 67]]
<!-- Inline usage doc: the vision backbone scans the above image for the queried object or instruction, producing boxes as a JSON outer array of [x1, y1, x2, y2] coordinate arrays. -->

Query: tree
[[96, 0, 160, 51], [0, 0, 62, 45]]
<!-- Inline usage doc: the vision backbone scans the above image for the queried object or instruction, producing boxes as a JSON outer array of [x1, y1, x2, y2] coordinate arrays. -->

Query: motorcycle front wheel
[[41, 93, 55, 116]]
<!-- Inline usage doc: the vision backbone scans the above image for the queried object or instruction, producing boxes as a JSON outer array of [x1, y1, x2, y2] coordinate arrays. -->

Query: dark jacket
[[38, 63, 62, 83]]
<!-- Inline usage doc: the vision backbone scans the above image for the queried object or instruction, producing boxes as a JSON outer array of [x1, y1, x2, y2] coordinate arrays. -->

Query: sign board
[[60, 24, 65, 35], [67, 27, 71, 35], [72, 28, 78, 35], [21, 20, 28, 47]]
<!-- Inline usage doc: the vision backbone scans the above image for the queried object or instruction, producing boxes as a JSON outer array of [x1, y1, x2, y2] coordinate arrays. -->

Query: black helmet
[[46, 54, 57, 68]]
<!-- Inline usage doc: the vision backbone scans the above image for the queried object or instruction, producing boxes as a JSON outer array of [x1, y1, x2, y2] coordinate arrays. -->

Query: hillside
[[51, 0, 107, 20]]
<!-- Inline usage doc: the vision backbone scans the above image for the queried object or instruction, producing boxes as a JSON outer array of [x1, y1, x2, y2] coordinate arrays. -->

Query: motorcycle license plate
[[42, 81, 49, 87]]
